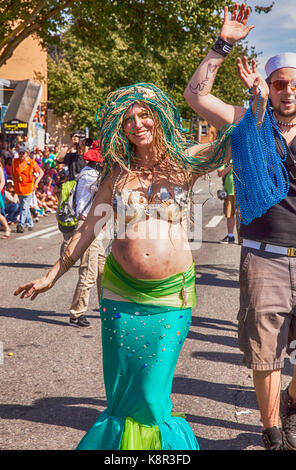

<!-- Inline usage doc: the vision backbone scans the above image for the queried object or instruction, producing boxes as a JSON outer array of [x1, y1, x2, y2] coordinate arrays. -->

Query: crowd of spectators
[[0, 140, 69, 235]]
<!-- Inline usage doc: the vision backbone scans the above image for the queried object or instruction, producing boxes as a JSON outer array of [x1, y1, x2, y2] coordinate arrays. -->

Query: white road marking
[[39, 229, 61, 239], [16, 225, 58, 240], [205, 215, 224, 228]]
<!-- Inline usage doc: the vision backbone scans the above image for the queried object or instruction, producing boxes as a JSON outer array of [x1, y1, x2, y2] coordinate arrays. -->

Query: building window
[[201, 124, 208, 136]]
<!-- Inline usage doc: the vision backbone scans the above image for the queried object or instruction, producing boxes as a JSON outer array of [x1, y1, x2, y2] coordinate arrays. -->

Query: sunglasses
[[271, 79, 296, 92]]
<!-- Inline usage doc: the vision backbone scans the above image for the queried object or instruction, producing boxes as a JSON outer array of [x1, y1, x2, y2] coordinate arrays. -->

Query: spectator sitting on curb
[[52, 162, 69, 198], [0, 160, 10, 239], [5, 181, 20, 225], [43, 175, 58, 212]]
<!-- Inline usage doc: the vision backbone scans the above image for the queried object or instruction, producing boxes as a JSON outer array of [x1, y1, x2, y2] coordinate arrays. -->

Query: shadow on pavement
[[191, 316, 237, 332], [172, 377, 258, 410], [0, 395, 262, 450], [187, 329, 238, 349], [0, 262, 54, 269], [0, 396, 106, 432], [197, 431, 262, 450], [196, 263, 239, 288], [0, 307, 98, 327]]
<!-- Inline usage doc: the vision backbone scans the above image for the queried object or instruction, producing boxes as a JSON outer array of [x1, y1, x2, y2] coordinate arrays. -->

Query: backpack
[[56, 169, 101, 233], [56, 180, 79, 233]]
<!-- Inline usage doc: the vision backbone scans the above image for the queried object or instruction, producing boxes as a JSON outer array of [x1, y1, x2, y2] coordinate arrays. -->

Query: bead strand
[[277, 120, 296, 128]]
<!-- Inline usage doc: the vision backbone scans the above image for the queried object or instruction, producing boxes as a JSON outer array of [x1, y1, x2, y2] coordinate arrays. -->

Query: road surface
[[0, 173, 293, 451]]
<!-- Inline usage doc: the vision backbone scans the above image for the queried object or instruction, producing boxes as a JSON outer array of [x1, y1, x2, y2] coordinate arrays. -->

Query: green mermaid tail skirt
[[76, 298, 199, 450]]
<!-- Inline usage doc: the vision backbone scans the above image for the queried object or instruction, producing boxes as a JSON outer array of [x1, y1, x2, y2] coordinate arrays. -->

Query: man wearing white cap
[[184, 3, 296, 451]]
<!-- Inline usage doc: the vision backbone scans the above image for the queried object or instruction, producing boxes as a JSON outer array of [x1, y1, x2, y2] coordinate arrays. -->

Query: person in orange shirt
[[12, 145, 44, 233]]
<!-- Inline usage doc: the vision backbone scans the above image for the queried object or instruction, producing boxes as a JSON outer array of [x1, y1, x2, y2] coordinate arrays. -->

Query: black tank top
[[240, 134, 296, 247], [64, 151, 87, 181]]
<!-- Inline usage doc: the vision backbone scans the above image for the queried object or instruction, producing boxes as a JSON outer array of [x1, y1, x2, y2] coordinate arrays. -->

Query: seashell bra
[[111, 171, 192, 231]]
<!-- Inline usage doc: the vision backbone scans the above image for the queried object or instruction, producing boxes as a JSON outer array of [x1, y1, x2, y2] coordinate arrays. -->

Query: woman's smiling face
[[122, 103, 155, 149]]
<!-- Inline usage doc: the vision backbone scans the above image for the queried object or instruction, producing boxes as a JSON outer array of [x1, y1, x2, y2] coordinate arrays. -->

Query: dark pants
[[5, 203, 20, 223]]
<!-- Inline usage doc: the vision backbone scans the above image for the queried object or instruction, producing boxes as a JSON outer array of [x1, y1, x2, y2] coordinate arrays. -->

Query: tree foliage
[[0, 0, 77, 67], [0, 0, 234, 67], [0, 1, 273, 135], [47, 1, 257, 135]]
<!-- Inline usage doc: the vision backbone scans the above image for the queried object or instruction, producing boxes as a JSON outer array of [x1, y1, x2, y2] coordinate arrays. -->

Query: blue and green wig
[[96, 82, 192, 172], [96, 82, 234, 175]]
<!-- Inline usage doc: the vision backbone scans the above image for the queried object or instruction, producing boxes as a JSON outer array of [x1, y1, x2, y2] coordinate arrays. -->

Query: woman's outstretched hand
[[14, 277, 53, 301], [220, 3, 255, 44]]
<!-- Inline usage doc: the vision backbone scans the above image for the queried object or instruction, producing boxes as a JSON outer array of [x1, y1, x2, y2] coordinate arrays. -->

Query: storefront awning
[[3, 79, 42, 135]]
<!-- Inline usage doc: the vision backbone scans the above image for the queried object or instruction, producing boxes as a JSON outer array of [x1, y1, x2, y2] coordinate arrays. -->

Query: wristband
[[61, 251, 75, 271], [211, 37, 233, 57]]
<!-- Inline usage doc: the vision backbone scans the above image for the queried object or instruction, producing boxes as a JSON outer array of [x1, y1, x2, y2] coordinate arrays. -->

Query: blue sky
[[241, 0, 296, 76]]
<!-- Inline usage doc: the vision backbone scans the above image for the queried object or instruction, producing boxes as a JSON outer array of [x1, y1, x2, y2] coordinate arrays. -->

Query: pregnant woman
[[14, 72, 263, 450]]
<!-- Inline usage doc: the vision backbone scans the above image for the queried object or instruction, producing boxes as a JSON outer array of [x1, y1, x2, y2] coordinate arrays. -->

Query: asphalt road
[[0, 173, 293, 452]]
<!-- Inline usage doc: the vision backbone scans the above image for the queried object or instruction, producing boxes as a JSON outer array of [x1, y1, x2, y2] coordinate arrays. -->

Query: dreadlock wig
[[96, 82, 234, 175]]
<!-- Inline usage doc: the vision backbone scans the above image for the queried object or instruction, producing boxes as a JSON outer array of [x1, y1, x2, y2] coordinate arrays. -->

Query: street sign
[[3, 119, 28, 135]]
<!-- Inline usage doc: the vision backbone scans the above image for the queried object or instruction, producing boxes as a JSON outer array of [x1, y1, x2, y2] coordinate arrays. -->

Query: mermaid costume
[[76, 82, 235, 450], [76, 253, 199, 450]]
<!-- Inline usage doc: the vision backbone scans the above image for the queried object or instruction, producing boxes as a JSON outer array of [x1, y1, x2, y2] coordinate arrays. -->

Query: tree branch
[[0, 0, 48, 47], [0, 0, 76, 66], [0, 0, 20, 16], [0, 22, 42, 67]]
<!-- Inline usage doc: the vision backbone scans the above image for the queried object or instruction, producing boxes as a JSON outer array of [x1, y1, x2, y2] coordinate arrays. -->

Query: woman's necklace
[[132, 155, 164, 210], [132, 152, 166, 174], [132, 160, 160, 174], [136, 170, 153, 207]]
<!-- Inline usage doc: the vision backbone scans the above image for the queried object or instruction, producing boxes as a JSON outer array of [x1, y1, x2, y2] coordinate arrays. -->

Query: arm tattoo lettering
[[189, 63, 218, 95]]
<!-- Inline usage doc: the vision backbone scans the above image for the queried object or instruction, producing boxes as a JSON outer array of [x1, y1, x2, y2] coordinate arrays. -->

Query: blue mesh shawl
[[231, 97, 289, 225]]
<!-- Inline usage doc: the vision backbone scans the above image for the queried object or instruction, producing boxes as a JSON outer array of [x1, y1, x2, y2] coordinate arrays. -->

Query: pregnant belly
[[111, 219, 192, 279]]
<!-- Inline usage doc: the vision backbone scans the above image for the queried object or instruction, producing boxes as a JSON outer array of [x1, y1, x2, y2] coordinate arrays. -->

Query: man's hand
[[237, 56, 269, 125], [237, 56, 270, 99], [217, 166, 231, 178], [220, 3, 255, 45]]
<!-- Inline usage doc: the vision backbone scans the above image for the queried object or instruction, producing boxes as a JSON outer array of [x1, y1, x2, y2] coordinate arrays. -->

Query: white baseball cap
[[265, 52, 296, 79]]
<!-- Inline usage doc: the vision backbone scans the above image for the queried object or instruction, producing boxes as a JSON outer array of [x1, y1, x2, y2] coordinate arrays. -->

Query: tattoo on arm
[[189, 63, 218, 95]]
